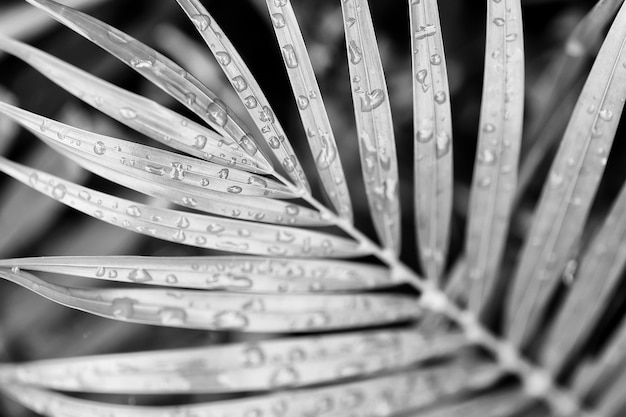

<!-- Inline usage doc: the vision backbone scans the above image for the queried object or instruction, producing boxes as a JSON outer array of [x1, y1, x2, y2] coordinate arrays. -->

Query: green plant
[[0, 0, 625, 416]]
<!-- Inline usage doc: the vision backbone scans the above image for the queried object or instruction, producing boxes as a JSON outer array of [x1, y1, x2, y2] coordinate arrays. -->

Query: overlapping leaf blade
[[0, 157, 364, 256], [0, 35, 267, 174], [0, 101, 294, 200], [0, 330, 467, 393], [540, 179, 626, 373], [506, 2, 626, 346], [264, 0, 353, 221], [25, 0, 273, 172], [464, 0, 525, 312], [409, 0, 453, 282], [340, 0, 401, 254], [1, 362, 500, 417], [0, 256, 406, 292], [0, 269, 419, 332], [175, 0, 310, 192]]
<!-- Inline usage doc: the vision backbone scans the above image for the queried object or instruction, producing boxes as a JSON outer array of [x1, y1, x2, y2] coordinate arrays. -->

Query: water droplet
[[239, 135, 259, 156], [271, 13, 286, 28], [242, 96, 258, 110], [243, 346, 265, 367], [28, 172, 39, 186], [190, 14, 211, 31], [269, 136, 282, 149], [416, 128, 433, 143], [306, 312, 330, 328], [550, 172, 564, 187], [416, 69, 428, 84], [213, 311, 248, 329], [145, 165, 165, 176], [430, 53, 442, 65], [505, 33, 518, 42], [165, 274, 178, 284], [193, 135, 208, 149], [130, 57, 154, 69], [172, 229, 186, 242], [215, 51, 231, 66], [128, 268, 152, 283], [434, 90, 447, 104], [248, 176, 267, 188], [297, 95, 310, 110], [414, 24, 437, 40], [259, 106, 274, 123], [274, 0, 288, 6], [483, 123, 496, 133], [360, 89, 385, 112], [493, 17, 505, 26], [478, 176, 492, 187], [79, 190, 91, 201], [52, 184, 67, 200], [282, 44, 299, 68], [170, 162, 186, 181], [227, 185, 243, 194], [126, 205, 142, 217], [119, 107, 137, 119], [348, 40, 362, 65], [436, 132, 451, 158], [270, 366, 299, 387], [285, 204, 300, 215], [231, 75, 248, 92], [599, 108, 614, 121], [176, 217, 190, 229], [478, 149, 496, 165], [206, 223, 225, 234], [207, 101, 228, 127], [159, 307, 186, 325], [95, 266, 106, 277], [111, 298, 135, 319], [282, 156, 296, 172]]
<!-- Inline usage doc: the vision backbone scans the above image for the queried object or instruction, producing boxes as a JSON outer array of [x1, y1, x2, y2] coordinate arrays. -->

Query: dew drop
[[145, 165, 165, 176], [285, 204, 300, 215], [478, 149, 496, 165], [91, 141, 106, 156], [111, 298, 135, 319], [194, 135, 208, 149], [207, 101, 228, 127], [125, 205, 142, 218], [227, 185, 243, 194], [416, 69, 428, 84], [271, 13, 286, 28], [165, 274, 178, 284], [176, 217, 190, 229], [360, 89, 385, 112], [483, 123, 496, 133], [79, 190, 91, 201], [270, 366, 299, 387], [348, 40, 363, 65], [434, 91, 447, 104], [206, 223, 226, 234], [416, 128, 433, 143], [244, 95, 258, 109], [170, 162, 186, 181], [159, 307, 186, 325], [182, 197, 197, 207], [430, 53, 442, 65], [128, 268, 152, 283], [296, 95, 310, 110], [52, 184, 67, 200], [306, 312, 330, 328], [259, 106, 275, 123], [190, 14, 211, 31], [240, 135, 259, 156], [213, 311, 249, 329], [269, 136, 282, 149], [231, 75, 248, 92], [243, 346, 266, 367], [218, 168, 230, 179], [274, 0, 288, 6], [599, 108, 614, 121], [215, 51, 231, 66], [282, 156, 297, 172], [119, 107, 137, 119], [435, 132, 451, 158], [130, 58, 154, 69], [248, 176, 268, 188], [95, 266, 105, 277], [414, 24, 437, 40], [172, 229, 186, 242], [493, 17, 505, 26], [28, 172, 39, 187], [505, 33, 518, 42], [281, 44, 299, 68]]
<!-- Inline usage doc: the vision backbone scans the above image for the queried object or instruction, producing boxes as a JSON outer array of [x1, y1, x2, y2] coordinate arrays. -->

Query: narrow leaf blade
[[340, 0, 402, 254], [0, 157, 366, 257], [0, 269, 419, 332], [265, 0, 353, 220], [465, 0, 525, 311], [409, 0, 454, 282], [0, 256, 408, 292]]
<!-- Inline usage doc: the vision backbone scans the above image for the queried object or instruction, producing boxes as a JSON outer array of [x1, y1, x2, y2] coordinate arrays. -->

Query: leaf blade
[[340, 0, 402, 254], [409, 0, 454, 282]]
